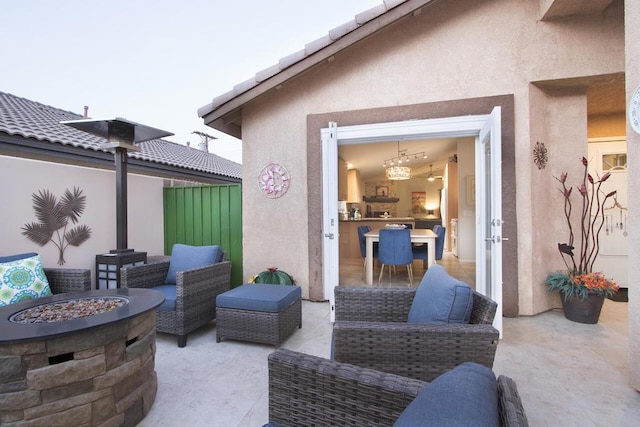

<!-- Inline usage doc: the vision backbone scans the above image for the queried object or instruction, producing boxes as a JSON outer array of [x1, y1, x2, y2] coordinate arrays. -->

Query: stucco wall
[[625, 0, 640, 392], [237, 0, 624, 311], [0, 156, 165, 287]]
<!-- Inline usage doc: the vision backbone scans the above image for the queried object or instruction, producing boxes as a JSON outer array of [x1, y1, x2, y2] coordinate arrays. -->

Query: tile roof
[[198, 0, 415, 121], [0, 91, 242, 180]]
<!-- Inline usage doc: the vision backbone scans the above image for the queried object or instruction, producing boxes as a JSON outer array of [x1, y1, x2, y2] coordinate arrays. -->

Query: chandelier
[[383, 142, 427, 181]]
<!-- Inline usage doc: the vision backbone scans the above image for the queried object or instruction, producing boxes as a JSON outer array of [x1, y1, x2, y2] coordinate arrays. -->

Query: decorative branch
[[555, 157, 616, 274]]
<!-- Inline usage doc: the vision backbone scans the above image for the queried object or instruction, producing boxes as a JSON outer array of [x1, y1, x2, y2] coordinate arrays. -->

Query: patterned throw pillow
[[0, 254, 52, 306]]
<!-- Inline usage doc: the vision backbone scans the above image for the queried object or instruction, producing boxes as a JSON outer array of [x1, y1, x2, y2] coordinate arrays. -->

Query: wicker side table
[[216, 284, 302, 347]]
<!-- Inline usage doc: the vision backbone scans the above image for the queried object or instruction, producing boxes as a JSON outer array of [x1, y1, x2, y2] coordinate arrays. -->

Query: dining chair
[[378, 228, 414, 286], [412, 225, 446, 268], [357, 225, 377, 279]]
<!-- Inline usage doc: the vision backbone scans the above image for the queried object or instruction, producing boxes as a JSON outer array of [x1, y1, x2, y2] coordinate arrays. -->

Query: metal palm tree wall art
[[21, 187, 92, 265]]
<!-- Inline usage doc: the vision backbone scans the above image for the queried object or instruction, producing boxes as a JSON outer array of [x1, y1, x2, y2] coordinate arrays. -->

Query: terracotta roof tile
[[0, 91, 242, 180]]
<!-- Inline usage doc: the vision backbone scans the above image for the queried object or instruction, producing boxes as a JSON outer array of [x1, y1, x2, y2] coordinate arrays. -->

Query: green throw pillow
[[0, 254, 52, 306]]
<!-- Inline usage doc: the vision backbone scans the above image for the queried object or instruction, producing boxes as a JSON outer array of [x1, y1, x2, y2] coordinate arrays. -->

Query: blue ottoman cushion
[[393, 362, 500, 427], [217, 284, 301, 313], [407, 265, 473, 324]]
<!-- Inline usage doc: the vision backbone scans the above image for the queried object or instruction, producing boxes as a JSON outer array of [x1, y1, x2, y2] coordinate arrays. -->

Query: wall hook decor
[[533, 141, 548, 169]]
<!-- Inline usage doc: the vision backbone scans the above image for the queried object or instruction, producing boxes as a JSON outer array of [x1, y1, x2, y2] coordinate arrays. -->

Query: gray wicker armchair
[[120, 251, 231, 347], [333, 286, 499, 382], [268, 348, 528, 427], [44, 268, 92, 294]]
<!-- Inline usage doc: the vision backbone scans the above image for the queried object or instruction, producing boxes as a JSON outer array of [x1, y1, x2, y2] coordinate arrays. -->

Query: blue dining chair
[[412, 225, 446, 268], [357, 225, 378, 279], [378, 228, 414, 286]]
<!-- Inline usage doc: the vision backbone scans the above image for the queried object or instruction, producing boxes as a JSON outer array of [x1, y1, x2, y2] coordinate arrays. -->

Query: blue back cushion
[[165, 244, 222, 285], [393, 362, 499, 427], [407, 265, 473, 324]]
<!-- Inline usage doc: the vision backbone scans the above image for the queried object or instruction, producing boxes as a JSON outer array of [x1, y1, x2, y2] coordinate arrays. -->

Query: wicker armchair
[[120, 251, 231, 347], [268, 348, 528, 427], [44, 268, 92, 294], [333, 286, 499, 382]]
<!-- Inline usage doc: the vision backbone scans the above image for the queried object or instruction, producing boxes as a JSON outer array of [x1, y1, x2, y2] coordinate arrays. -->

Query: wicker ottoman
[[215, 284, 302, 347]]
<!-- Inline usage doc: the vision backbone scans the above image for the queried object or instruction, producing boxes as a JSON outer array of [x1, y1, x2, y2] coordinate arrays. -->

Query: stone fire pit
[[0, 288, 164, 426]]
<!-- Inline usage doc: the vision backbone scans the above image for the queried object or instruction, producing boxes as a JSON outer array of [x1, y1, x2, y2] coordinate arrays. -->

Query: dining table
[[364, 228, 437, 285]]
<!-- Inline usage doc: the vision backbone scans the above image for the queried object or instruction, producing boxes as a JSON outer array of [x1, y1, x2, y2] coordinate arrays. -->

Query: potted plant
[[545, 157, 619, 324], [249, 267, 296, 285]]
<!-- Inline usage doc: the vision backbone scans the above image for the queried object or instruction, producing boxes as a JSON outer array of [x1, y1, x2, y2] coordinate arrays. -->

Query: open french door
[[322, 112, 504, 335], [476, 107, 503, 335], [321, 122, 339, 321]]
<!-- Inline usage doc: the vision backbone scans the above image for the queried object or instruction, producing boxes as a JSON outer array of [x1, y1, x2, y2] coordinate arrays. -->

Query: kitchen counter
[[338, 218, 443, 260], [339, 217, 415, 222], [339, 218, 415, 260]]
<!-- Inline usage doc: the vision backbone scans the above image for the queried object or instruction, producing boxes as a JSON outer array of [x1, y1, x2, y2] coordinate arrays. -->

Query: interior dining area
[[337, 135, 478, 287]]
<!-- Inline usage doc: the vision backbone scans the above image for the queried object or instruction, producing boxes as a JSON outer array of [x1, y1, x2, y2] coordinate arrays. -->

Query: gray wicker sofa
[[333, 265, 499, 382], [267, 349, 528, 427], [120, 245, 231, 347]]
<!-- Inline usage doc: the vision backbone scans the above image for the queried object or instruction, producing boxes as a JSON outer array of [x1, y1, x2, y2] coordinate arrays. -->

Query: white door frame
[[322, 113, 503, 333]]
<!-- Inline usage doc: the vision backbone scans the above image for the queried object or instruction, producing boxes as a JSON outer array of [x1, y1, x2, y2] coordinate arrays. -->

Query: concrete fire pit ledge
[[0, 288, 165, 427]]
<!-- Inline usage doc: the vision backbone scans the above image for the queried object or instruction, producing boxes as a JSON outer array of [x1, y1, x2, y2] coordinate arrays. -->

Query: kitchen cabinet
[[338, 157, 348, 201], [347, 169, 363, 202]]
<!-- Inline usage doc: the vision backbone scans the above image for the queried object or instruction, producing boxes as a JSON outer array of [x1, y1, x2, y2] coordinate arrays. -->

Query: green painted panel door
[[164, 185, 243, 287]]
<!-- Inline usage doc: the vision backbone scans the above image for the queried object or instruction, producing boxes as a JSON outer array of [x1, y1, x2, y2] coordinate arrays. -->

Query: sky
[[1, 0, 381, 164]]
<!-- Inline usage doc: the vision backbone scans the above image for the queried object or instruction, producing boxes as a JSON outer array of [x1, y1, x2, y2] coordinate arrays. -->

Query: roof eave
[[199, 0, 436, 135]]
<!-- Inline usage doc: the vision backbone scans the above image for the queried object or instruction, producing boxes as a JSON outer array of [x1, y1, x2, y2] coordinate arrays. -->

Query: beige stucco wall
[[625, 0, 640, 392], [238, 0, 625, 310], [0, 156, 165, 287]]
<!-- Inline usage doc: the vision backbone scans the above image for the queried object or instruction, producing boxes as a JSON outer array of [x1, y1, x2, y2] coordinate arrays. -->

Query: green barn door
[[164, 185, 242, 287]]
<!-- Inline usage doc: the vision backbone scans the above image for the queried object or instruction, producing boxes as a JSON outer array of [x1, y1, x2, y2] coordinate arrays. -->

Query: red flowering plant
[[546, 157, 620, 300]]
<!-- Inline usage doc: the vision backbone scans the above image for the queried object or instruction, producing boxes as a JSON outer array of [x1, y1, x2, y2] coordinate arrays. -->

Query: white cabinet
[[347, 169, 363, 203], [450, 218, 458, 257], [338, 157, 348, 201]]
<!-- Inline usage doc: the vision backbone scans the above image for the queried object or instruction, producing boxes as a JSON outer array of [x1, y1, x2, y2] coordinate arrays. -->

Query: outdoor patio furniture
[[120, 244, 231, 347], [333, 265, 499, 382], [0, 253, 91, 305], [267, 348, 528, 427], [216, 283, 302, 347]]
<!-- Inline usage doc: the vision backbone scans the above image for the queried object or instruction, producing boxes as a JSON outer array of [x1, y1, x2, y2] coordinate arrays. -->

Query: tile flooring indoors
[[139, 252, 640, 426]]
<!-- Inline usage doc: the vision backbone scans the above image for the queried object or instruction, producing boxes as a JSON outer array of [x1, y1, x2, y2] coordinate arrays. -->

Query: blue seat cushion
[[165, 244, 223, 285], [407, 265, 473, 324], [154, 284, 177, 311], [393, 362, 499, 427], [217, 284, 301, 313]]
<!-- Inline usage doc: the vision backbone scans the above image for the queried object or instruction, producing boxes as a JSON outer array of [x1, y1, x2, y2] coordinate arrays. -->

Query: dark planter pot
[[561, 293, 605, 324]]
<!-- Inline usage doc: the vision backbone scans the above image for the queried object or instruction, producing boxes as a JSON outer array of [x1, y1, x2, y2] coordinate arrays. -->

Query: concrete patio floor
[[139, 297, 640, 426]]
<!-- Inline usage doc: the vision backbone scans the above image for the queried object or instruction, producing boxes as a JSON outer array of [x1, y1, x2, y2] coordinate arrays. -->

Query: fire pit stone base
[[0, 310, 157, 426]]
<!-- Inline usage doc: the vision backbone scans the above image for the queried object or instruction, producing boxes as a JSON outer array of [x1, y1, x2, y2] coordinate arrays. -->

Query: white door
[[476, 107, 503, 335], [321, 122, 340, 321], [322, 114, 504, 334]]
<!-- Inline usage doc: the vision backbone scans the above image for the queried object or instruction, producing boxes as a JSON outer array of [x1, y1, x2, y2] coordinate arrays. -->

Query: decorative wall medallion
[[533, 141, 548, 170], [629, 84, 640, 135], [258, 162, 291, 198]]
